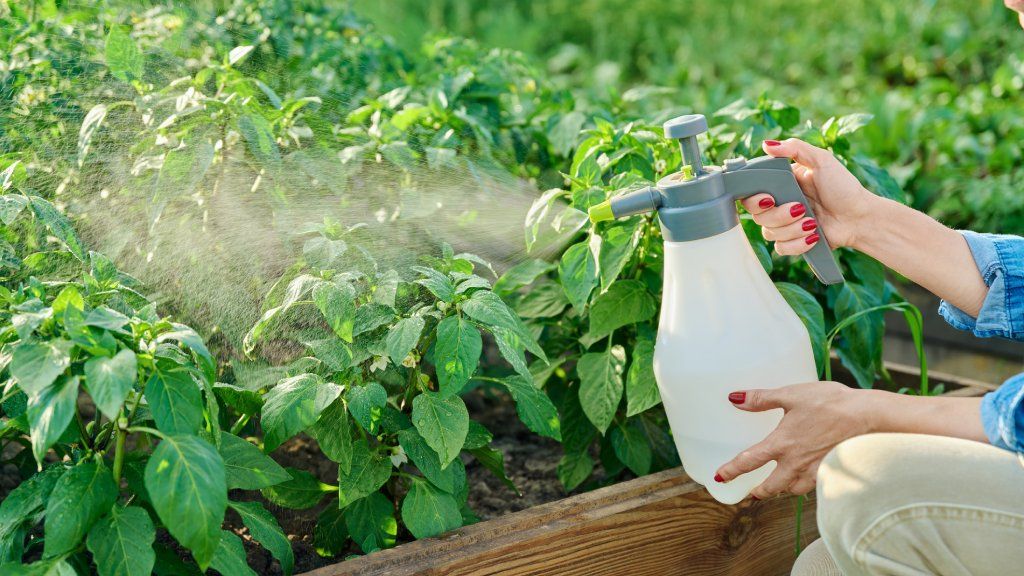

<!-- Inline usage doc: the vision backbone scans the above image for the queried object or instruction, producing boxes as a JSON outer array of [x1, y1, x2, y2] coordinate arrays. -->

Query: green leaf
[[598, 217, 643, 288], [776, 282, 827, 375], [352, 303, 396, 337], [244, 275, 323, 353], [386, 316, 425, 365], [433, 315, 482, 397], [309, 398, 353, 472], [145, 435, 227, 570], [558, 240, 598, 311], [461, 290, 545, 361], [625, 333, 660, 416], [105, 26, 143, 82], [84, 349, 137, 420], [346, 382, 387, 434], [577, 346, 626, 434], [344, 492, 396, 553], [338, 439, 391, 507], [261, 374, 342, 451], [499, 376, 561, 441], [228, 501, 294, 576], [412, 393, 468, 467], [0, 558, 77, 576], [145, 362, 203, 436], [304, 337, 353, 372], [44, 461, 118, 558], [398, 428, 467, 494], [0, 466, 65, 557], [588, 280, 657, 342], [238, 114, 281, 167], [412, 267, 456, 303], [227, 45, 255, 66], [28, 375, 80, 463], [28, 197, 85, 261], [209, 530, 256, 576], [304, 237, 349, 271], [86, 505, 155, 576], [313, 282, 355, 342], [313, 506, 348, 558], [401, 479, 462, 539], [262, 468, 331, 509], [557, 452, 594, 492], [10, 340, 72, 397], [468, 446, 518, 494], [834, 283, 884, 388], [0, 194, 29, 226], [463, 420, 493, 450], [218, 433, 291, 490], [610, 420, 652, 476], [213, 382, 264, 414], [492, 259, 555, 295], [513, 283, 570, 319]]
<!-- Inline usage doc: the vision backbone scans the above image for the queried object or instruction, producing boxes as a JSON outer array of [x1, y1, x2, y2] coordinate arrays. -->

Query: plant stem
[[75, 410, 93, 450], [112, 423, 127, 485], [229, 413, 251, 435]]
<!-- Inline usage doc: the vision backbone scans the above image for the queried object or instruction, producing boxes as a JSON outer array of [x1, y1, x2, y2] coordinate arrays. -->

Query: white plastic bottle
[[653, 225, 818, 504]]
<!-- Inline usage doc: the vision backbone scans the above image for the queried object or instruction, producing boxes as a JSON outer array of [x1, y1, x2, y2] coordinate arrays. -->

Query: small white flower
[[370, 355, 388, 373], [390, 446, 408, 468]]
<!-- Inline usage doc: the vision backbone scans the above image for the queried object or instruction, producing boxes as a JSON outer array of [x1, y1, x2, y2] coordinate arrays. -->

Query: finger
[[739, 193, 776, 215], [773, 231, 820, 256], [761, 217, 817, 242], [750, 466, 799, 500], [749, 202, 806, 228], [715, 439, 775, 483], [788, 476, 816, 496], [727, 388, 786, 412], [762, 138, 827, 168]]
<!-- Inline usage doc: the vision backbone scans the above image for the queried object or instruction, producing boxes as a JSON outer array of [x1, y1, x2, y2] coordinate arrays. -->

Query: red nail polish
[[764, 140, 781, 147], [806, 233, 820, 245], [801, 218, 817, 232], [714, 473, 724, 483], [751, 495, 760, 501], [790, 204, 806, 218], [728, 392, 746, 404], [758, 197, 774, 210]]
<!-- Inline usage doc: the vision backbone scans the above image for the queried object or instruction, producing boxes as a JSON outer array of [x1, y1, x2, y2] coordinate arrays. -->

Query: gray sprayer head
[[588, 114, 844, 285]]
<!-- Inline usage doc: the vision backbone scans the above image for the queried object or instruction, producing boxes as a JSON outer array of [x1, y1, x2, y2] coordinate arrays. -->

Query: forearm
[[862, 389, 987, 443], [851, 196, 988, 317]]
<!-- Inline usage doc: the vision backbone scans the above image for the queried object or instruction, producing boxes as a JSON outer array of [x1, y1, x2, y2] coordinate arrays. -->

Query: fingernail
[[806, 232, 820, 245], [764, 140, 781, 147], [751, 495, 760, 501], [801, 218, 817, 232], [790, 204, 806, 218], [714, 473, 724, 483], [758, 197, 775, 210], [728, 392, 746, 404]]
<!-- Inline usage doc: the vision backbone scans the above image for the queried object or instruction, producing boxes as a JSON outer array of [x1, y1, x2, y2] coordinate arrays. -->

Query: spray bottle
[[588, 114, 844, 504]]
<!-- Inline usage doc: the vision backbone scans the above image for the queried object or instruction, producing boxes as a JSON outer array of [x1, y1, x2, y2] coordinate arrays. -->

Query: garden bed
[[299, 362, 996, 576]]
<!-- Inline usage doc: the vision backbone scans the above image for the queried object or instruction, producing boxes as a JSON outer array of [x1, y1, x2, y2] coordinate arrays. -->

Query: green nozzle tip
[[681, 164, 695, 180], [588, 201, 614, 223]]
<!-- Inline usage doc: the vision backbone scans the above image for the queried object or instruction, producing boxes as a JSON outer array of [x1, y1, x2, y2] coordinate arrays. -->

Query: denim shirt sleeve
[[936, 230, 1024, 452], [937, 231, 1024, 341]]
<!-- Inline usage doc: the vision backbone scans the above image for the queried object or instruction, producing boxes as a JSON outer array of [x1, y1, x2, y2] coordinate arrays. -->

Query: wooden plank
[[305, 467, 818, 576], [304, 367, 990, 576]]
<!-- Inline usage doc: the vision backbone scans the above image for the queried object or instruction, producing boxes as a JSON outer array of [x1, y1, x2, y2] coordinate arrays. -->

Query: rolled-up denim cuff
[[980, 376, 1024, 453], [937, 231, 1024, 341]]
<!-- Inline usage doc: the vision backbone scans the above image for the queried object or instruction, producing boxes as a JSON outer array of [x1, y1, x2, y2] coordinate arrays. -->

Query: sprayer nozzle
[[588, 201, 614, 224]]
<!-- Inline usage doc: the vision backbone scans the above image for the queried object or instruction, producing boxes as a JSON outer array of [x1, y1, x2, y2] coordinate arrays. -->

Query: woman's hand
[[739, 139, 878, 256], [714, 381, 877, 498]]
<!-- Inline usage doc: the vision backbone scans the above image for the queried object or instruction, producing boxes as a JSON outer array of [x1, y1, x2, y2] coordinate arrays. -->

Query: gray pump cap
[[592, 114, 845, 285]]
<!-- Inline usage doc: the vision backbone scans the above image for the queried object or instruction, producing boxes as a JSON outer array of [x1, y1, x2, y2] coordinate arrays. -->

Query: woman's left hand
[[714, 381, 877, 499]]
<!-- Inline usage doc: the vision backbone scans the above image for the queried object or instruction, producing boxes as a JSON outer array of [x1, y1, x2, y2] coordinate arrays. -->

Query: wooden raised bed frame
[[304, 362, 996, 576]]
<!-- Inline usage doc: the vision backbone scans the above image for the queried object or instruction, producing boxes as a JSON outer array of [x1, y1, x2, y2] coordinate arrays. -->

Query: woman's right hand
[[739, 138, 879, 256]]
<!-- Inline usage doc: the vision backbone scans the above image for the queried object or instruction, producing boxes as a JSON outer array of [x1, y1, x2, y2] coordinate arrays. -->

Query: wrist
[[844, 192, 893, 253], [848, 388, 895, 435]]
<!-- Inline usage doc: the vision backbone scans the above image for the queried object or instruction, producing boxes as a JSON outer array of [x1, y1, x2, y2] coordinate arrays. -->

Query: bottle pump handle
[[729, 157, 845, 285]]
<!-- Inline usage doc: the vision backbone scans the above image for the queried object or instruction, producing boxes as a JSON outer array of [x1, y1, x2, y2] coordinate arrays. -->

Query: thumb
[[762, 138, 824, 168], [728, 389, 786, 412]]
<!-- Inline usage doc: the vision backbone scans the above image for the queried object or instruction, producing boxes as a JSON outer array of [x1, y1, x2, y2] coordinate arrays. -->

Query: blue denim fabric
[[937, 231, 1024, 452]]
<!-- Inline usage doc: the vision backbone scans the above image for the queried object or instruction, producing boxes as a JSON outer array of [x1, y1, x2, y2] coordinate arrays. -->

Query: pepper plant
[[0, 168, 294, 574], [242, 222, 559, 555]]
